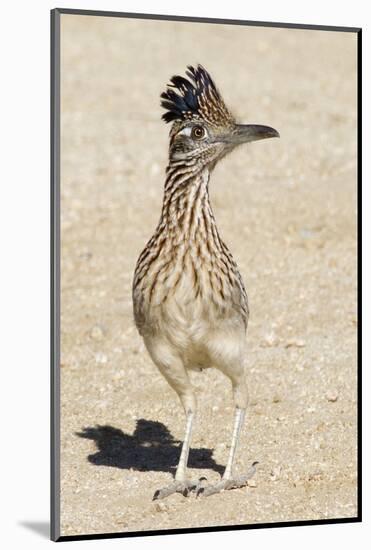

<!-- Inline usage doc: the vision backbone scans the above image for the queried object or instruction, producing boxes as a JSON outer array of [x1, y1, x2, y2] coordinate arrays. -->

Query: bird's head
[[161, 64, 279, 170]]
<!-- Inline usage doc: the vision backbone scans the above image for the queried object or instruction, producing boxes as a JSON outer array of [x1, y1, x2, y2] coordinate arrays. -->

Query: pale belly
[[136, 267, 246, 372]]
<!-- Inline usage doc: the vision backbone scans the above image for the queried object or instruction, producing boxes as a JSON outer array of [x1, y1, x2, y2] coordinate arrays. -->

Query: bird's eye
[[191, 126, 206, 140]]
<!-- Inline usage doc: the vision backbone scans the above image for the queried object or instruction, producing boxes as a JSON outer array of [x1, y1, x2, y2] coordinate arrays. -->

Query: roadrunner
[[133, 65, 279, 498]]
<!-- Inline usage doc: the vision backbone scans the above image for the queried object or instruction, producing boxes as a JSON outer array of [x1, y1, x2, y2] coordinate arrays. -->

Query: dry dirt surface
[[59, 15, 358, 537]]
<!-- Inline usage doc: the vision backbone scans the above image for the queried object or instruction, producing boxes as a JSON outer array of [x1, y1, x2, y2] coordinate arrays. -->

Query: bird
[[132, 64, 279, 499]]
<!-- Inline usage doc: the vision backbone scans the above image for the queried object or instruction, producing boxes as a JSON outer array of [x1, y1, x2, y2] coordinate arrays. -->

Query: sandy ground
[[59, 15, 358, 537]]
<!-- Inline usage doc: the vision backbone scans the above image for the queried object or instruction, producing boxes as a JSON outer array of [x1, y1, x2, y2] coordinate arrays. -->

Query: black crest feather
[[160, 64, 231, 125]]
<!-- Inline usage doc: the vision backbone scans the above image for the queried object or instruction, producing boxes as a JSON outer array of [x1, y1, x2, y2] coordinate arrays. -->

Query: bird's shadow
[[76, 419, 224, 476]]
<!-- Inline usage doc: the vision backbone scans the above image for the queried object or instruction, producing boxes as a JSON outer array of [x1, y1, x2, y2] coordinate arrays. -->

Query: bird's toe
[[197, 462, 258, 497], [153, 477, 207, 500]]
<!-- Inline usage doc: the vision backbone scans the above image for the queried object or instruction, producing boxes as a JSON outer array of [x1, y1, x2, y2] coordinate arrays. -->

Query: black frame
[[51, 7, 362, 542]]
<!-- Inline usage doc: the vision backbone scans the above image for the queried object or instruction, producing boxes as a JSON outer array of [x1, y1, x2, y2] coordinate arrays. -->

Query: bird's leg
[[197, 365, 258, 496], [223, 406, 245, 480], [175, 410, 194, 483], [151, 362, 206, 500], [153, 409, 206, 499], [198, 407, 258, 497], [153, 409, 204, 499]]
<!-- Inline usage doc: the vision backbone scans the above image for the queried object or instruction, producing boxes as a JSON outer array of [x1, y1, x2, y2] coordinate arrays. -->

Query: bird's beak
[[229, 124, 280, 145]]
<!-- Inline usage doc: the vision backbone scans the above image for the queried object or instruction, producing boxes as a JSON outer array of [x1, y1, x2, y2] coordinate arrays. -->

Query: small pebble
[[326, 391, 338, 402], [116, 520, 128, 527], [90, 325, 104, 341], [155, 502, 169, 513], [285, 339, 305, 348], [247, 479, 257, 488], [95, 352, 108, 364], [270, 466, 281, 481], [308, 471, 323, 481], [261, 332, 278, 347]]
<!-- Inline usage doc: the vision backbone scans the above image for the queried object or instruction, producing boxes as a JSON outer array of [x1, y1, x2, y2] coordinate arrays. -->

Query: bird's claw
[[153, 476, 207, 500], [197, 461, 259, 497]]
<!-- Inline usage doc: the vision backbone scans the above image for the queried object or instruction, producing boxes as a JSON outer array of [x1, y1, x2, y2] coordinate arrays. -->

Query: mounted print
[[51, 8, 361, 542]]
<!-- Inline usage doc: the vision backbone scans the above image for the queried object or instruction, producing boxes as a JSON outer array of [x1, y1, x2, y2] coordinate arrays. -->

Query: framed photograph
[[51, 8, 361, 542]]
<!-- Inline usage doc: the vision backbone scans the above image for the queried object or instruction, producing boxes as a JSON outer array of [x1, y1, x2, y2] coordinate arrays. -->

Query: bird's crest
[[161, 64, 235, 127]]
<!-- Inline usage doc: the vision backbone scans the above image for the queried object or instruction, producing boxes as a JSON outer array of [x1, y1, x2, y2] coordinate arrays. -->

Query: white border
[[1, 1, 368, 548]]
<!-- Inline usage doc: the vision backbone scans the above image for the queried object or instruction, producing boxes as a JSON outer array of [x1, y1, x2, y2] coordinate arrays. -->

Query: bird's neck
[[157, 162, 222, 250]]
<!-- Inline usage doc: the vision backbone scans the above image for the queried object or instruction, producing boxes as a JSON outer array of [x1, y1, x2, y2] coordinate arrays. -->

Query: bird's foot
[[153, 477, 207, 500], [197, 461, 259, 497]]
